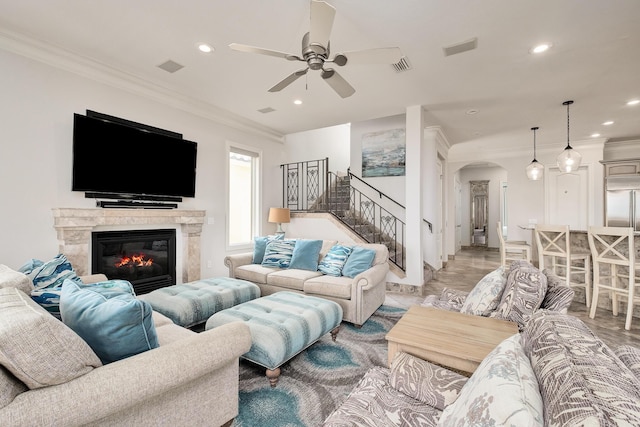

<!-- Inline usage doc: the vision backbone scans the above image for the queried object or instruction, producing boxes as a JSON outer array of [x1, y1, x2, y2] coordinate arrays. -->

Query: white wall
[[446, 140, 605, 259], [0, 48, 284, 275], [284, 124, 351, 174]]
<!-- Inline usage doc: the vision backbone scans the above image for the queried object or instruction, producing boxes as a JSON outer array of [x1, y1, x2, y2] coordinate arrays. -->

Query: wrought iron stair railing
[[280, 158, 432, 272]]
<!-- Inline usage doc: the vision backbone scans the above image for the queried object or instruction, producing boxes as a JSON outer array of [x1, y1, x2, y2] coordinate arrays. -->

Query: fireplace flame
[[115, 254, 154, 268]]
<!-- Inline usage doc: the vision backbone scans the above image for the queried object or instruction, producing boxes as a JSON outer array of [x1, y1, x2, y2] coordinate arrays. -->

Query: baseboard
[[386, 282, 426, 297]]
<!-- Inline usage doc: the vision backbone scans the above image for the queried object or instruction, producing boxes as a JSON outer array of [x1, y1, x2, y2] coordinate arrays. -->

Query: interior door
[[455, 177, 462, 252], [546, 167, 588, 229]]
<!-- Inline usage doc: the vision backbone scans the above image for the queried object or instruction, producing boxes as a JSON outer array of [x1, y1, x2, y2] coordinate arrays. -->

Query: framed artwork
[[361, 128, 406, 177]]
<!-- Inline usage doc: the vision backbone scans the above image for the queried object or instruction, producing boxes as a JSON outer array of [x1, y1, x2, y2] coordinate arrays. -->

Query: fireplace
[[92, 229, 176, 294]]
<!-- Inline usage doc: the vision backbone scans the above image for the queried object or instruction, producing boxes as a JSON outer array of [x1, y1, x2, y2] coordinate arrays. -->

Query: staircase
[[317, 173, 407, 271], [281, 158, 434, 274]]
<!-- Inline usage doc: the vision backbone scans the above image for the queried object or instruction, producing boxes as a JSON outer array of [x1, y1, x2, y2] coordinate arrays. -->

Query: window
[[228, 145, 260, 247]]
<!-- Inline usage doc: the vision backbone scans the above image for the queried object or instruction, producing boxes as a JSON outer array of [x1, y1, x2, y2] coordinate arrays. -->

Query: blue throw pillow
[[261, 239, 297, 269], [21, 254, 83, 319], [288, 239, 323, 271], [252, 234, 284, 264], [318, 244, 353, 277], [341, 247, 377, 278], [60, 279, 158, 364]]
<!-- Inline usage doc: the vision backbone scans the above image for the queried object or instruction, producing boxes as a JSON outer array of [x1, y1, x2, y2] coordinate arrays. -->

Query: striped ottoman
[[205, 291, 343, 387], [138, 277, 260, 328]]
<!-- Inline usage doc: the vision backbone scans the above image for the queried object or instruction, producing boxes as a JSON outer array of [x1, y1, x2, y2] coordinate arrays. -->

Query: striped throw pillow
[[318, 244, 353, 276]]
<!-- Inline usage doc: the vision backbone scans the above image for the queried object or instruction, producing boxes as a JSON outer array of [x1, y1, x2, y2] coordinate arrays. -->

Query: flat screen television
[[72, 112, 197, 200]]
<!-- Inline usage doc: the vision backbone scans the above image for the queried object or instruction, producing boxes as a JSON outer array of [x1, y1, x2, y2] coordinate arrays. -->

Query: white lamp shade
[[526, 160, 544, 180], [556, 146, 582, 173]]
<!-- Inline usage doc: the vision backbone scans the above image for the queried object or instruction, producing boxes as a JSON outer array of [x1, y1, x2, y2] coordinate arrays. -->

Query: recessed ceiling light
[[293, 99, 302, 105], [627, 99, 640, 106], [602, 121, 614, 126], [591, 133, 601, 138], [531, 43, 552, 54], [197, 43, 213, 53]]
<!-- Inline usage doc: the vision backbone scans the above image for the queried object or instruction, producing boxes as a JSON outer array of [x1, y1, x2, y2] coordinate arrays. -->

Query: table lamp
[[268, 207, 290, 235]]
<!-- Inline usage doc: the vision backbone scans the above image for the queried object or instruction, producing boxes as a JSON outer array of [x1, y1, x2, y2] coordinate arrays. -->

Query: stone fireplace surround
[[52, 208, 205, 283]]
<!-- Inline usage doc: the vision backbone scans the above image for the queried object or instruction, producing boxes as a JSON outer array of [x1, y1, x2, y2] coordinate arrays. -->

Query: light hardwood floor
[[384, 248, 640, 349]]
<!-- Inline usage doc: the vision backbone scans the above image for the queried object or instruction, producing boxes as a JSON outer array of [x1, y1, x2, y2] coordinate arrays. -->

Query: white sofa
[[224, 240, 389, 326], [0, 265, 252, 426]]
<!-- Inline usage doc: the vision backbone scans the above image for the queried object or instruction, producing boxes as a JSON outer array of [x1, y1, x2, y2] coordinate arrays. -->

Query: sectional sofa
[[324, 309, 640, 426], [0, 265, 252, 426], [224, 239, 389, 326]]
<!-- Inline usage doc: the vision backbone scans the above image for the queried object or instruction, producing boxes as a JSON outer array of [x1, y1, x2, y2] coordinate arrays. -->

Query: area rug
[[231, 304, 407, 427]]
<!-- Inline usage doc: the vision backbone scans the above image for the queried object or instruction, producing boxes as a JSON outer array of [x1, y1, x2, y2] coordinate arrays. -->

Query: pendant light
[[556, 100, 582, 173], [526, 126, 544, 180]]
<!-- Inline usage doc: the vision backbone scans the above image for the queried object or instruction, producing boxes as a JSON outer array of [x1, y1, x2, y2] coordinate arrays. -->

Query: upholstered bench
[[138, 277, 260, 328], [205, 291, 343, 387]]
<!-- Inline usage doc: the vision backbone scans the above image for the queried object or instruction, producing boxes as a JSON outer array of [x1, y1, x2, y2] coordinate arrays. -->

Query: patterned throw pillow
[[389, 352, 467, 410], [521, 310, 640, 426], [20, 254, 83, 319], [460, 266, 507, 316], [318, 244, 353, 277], [540, 269, 575, 313], [491, 263, 547, 330], [252, 234, 284, 264], [438, 334, 543, 426], [261, 239, 297, 269], [60, 279, 158, 364]]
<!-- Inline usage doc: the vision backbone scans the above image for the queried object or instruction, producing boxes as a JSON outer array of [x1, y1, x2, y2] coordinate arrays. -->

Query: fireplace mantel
[[52, 208, 206, 281]]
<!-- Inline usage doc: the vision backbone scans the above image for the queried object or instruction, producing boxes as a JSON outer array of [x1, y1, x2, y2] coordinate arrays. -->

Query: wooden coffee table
[[385, 305, 519, 374]]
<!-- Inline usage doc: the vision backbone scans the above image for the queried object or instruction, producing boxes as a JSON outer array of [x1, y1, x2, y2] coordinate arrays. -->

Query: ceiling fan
[[229, 0, 403, 98]]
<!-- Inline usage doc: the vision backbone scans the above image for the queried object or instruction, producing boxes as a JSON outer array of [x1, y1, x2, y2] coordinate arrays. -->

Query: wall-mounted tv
[[72, 112, 197, 201]]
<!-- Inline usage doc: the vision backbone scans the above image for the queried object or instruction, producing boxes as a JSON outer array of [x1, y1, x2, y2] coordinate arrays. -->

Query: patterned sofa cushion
[[540, 269, 575, 313], [318, 244, 353, 277], [490, 262, 547, 330], [438, 334, 544, 427], [616, 345, 640, 381], [460, 266, 507, 316], [389, 352, 467, 410], [421, 288, 468, 312], [323, 366, 442, 427], [521, 310, 640, 427]]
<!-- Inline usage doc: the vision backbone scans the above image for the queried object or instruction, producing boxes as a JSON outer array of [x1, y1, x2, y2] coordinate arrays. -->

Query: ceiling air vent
[[157, 60, 184, 73], [258, 107, 276, 114], [443, 38, 478, 57], [391, 56, 412, 73]]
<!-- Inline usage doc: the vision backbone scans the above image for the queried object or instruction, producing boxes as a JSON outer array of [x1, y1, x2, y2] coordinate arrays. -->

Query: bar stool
[[535, 224, 591, 307], [588, 226, 640, 331], [496, 221, 531, 269]]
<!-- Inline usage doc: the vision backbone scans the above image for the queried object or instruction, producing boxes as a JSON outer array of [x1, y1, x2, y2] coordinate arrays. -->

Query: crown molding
[[0, 27, 284, 143]]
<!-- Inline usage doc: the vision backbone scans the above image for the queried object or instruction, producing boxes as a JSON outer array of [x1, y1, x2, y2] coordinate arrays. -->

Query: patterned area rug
[[232, 305, 407, 427]]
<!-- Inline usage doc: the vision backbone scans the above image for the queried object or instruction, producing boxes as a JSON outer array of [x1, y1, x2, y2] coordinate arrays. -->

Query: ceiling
[[1, 0, 640, 150]]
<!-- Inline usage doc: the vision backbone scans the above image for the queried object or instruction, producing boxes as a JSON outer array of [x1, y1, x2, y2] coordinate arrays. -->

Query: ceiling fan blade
[[337, 47, 404, 65], [321, 68, 355, 98], [268, 68, 309, 92], [229, 43, 302, 61], [309, 0, 336, 49]]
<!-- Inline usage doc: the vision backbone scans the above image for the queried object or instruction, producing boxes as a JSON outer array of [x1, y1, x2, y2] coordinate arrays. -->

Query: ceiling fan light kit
[[229, 0, 403, 98]]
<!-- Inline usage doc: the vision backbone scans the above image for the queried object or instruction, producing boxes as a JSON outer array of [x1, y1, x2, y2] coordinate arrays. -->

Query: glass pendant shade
[[556, 100, 581, 173], [526, 126, 544, 181], [556, 144, 582, 173], [526, 159, 544, 180]]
